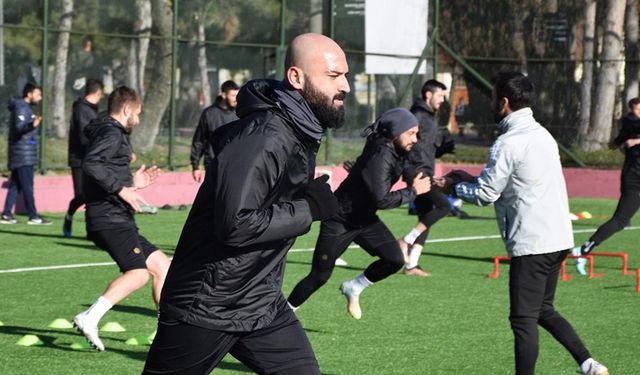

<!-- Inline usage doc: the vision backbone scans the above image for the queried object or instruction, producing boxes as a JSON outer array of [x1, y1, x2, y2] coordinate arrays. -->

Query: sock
[[407, 245, 423, 269], [580, 358, 595, 374], [350, 273, 373, 296], [287, 301, 299, 312], [83, 296, 113, 325], [580, 240, 596, 255], [403, 228, 421, 245]]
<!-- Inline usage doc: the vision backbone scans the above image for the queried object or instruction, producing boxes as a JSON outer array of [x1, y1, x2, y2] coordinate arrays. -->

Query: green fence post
[[167, 0, 178, 171], [433, 0, 439, 77], [324, 0, 336, 165], [275, 0, 287, 80], [397, 31, 437, 107], [39, 0, 49, 174]]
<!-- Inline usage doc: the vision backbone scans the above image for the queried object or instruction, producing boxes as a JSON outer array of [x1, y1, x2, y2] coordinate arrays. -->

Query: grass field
[[0, 198, 638, 374]]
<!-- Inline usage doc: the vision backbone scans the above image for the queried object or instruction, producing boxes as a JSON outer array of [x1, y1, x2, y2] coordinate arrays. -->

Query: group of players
[[52, 33, 623, 374]]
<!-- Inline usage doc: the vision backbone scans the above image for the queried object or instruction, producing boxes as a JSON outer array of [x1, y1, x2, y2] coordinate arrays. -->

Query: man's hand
[[192, 169, 204, 183], [132, 164, 160, 190], [412, 172, 431, 195], [33, 115, 42, 128], [303, 175, 339, 221], [118, 186, 148, 213], [625, 138, 640, 149]]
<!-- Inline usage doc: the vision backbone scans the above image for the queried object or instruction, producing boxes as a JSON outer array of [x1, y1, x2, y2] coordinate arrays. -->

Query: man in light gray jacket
[[439, 71, 608, 375]]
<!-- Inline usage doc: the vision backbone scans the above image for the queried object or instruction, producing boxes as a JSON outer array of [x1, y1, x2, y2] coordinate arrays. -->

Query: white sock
[[83, 296, 113, 325], [580, 358, 595, 374], [403, 228, 421, 245], [350, 273, 373, 296], [287, 301, 299, 312], [407, 245, 423, 269]]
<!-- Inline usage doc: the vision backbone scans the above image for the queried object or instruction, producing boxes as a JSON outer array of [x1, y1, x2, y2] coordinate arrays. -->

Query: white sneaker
[[582, 359, 609, 375], [73, 313, 105, 351], [0, 214, 17, 224], [339, 281, 362, 320]]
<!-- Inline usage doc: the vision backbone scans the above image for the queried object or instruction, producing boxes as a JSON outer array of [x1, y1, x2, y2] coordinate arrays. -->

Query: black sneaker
[[63, 215, 73, 237], [1, 214, 17, 224], [28, 216, 52, 225]]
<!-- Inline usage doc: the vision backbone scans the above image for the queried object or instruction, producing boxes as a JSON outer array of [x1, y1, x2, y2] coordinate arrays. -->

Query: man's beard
[[301, 81, 346, 129], [493, 102, 507, 124]]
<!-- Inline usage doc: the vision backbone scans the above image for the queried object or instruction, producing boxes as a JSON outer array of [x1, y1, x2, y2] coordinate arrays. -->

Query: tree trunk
[[196, 15, 211, 107], [578, 0, 597, 147], [587, 0, 626, 151], [127, 0, 151, 99], [50, 0, 73, 139], [131, 0, 173, 152], [625, 0, 639, 106]]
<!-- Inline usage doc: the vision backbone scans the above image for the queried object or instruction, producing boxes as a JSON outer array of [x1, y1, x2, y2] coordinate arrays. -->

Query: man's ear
[[122, 103, 131, 118], [501, 97, 510, 112], [286, 66, 304, 90]]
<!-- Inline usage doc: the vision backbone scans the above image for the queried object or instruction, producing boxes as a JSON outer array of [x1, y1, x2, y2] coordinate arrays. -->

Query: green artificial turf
[[0, 198, 638, 374]]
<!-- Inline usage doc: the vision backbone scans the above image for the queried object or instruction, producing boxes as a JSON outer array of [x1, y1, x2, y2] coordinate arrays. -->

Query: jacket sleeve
[[213, 135, 313, 247], [78, 107, 96, 147], [614, 119, 636, 147], [361, 151, 416, 210], [190, 110, 208, 169], [455, 138, 513, 206], [14, 105, 36, 134], [83, 128, 125, 194]]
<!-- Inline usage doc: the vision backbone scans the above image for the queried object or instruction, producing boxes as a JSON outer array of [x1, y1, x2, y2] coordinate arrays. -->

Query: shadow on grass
[[54, 241, 100, 251], [425, 252, 495, 264], [0, 228, 74, 240], [285, 259, 365, 272]]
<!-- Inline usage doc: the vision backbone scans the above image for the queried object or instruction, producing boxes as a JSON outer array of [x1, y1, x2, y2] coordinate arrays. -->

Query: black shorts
[[143, 307, 320, 375], [88, 225, 158, 272]]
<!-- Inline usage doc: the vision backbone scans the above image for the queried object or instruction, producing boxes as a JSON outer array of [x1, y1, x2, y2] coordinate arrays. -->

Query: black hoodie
[[159, 79, 321, 332], [82, 115, 135, 231], [68, 97, 100, 168], [614, 113, 640, 182], [406, 98, 438, 179]]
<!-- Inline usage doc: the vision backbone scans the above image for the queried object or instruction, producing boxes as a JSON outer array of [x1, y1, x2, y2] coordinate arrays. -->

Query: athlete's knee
[[309, 269, 332, 287], [126, 268, 150, 287], [146, 250, 171, 279]]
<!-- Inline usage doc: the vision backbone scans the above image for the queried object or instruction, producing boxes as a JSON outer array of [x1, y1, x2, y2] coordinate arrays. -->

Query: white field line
[[2, 226, 638, 275]]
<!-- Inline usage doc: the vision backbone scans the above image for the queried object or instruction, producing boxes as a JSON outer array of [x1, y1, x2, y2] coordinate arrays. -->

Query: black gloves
[[303, 175, 339, 221]]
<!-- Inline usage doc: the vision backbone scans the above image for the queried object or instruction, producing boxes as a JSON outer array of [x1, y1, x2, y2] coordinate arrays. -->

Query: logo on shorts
[[133, 247, 141, 254]]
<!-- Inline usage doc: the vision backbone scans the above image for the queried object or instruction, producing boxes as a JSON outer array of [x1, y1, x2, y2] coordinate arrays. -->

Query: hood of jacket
[[84, 115, 127, 140], [8, 97, 25, 112], [498, 107, 536, 132], [236, 79, 324, 143]]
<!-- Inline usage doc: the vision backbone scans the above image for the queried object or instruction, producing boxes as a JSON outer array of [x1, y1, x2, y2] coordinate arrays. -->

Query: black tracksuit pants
[[589, 174, 640, 247], [509, 250, 591, 375], [413, 188, 451, 246], [287, 218, 404, 308]]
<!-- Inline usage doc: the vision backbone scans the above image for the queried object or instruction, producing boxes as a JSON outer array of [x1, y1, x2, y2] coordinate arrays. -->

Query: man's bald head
[[285, 33, 344, 71], [284, 33, 350, 129]]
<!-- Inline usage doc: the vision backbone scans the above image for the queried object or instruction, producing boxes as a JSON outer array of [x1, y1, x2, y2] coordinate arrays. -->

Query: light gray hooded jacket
[[455, 108, 574, 257]]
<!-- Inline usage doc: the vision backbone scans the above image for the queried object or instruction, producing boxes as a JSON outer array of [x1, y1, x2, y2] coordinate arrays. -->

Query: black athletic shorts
[[143, 307, 320, 375], [87, 225, 158, 272]]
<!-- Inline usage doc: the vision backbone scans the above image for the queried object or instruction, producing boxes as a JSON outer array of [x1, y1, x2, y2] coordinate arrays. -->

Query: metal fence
[[1, 0, 625, 174]]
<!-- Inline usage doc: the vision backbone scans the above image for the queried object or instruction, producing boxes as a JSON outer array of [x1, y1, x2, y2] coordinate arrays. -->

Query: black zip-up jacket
[[159, 80, 318, 332], [190, 96, 239, 170], [7, 97, 38, 169], [68, 97, 99, 168], [614, 113, 640, 184], [82, 116, 135, 231], [407, 98, 438, 179], [335, 135, 416, 228]]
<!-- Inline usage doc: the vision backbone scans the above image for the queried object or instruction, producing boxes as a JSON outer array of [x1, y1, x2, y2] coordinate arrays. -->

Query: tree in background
[[127, 0, 151, 100], [587, 0, 626, 151], [50, 0, 74, 139]]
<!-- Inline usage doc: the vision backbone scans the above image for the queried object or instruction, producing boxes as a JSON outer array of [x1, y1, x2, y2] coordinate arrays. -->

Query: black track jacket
[[68, 97, 99, 168], [407, 99, 438, 179], [335, 136, 416, 228], [615, 113, 640, 183], [82, 116, 135, 231], [159, 80, 319, 332]]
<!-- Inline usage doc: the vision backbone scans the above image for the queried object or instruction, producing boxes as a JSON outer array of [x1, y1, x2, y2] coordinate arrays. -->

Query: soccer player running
[[287, 108, 431, 320], [143, 33, 349, 374], [576, 97, 640, 257], [64, 78, 104, 237], [73, 86, 171, 351], [439, 71, 608, 375], [398, 79, 453, 276]]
